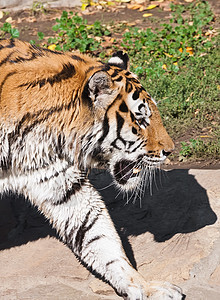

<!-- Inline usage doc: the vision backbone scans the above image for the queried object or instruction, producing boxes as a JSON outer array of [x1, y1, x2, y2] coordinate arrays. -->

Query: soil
[[0, 0, 219, 169]]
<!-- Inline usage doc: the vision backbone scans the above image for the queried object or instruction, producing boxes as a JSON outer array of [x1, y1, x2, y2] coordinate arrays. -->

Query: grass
[[0, 0, 219, 162]]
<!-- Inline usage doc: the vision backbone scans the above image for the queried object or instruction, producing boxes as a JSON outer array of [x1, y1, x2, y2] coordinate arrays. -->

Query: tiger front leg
[[30, 179, 183, 300]]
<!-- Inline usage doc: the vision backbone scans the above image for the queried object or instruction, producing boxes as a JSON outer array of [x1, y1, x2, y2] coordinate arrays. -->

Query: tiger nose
[[162, 149, 173, 157], [162, 147, 174, 156]]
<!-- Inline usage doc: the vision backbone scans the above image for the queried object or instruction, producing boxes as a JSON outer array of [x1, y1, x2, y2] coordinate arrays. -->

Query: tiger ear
[[108, 51, 129, 70], [88, 71, 112, 95], [82, 71, 113, 109]]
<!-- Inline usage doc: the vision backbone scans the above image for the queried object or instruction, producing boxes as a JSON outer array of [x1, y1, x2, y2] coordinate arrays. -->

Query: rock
[[0, 169, 220, 299], [89, 280, 115, 296]]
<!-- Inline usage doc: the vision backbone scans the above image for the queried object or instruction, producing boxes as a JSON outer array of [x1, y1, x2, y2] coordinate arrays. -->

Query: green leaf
[[37, 32, 44, 41]]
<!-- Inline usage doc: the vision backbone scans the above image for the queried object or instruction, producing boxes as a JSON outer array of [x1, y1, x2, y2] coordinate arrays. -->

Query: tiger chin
[[0, 39, 184, 300]]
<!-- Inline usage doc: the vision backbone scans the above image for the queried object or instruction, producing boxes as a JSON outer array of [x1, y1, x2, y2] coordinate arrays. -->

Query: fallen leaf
[[200, 135, 212, 138], [146, 4, 158, 10], [139, 6, 145, 12], [186, 47, 194, 55], [162, 64, 167, 70], [81, 3, 89, 10], [179, 47, 194, 55], [143, 13, 153, 17], [127, 22, 136, 26], [173, 62, 178, 66], [6, 17, 13, 23], [0, 11, 3, 19], [121, 0, 131, 2], [128, 4, 142, 9], [164, 52, 173, 57], [48, 44, 56, 51]]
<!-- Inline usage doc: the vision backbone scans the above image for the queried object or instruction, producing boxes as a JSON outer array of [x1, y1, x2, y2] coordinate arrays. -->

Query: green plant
[[0, 22, 19, 38], [179, 139, 203, 159], [179, 137, 220, 161], [121, 1, 215, 77], [46, 11, 111, 52]]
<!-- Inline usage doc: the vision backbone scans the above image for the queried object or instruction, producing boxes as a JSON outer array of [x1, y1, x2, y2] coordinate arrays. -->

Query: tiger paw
[[143, 281, 184, 300], [121, 279, 184, 300]]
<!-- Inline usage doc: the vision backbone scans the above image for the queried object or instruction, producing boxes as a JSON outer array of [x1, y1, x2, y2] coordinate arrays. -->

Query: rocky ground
[[0, 168, 220, 299]]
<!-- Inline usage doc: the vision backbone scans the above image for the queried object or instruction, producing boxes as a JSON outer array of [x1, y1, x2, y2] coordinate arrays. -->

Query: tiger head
[[80, 51, 174, 190]]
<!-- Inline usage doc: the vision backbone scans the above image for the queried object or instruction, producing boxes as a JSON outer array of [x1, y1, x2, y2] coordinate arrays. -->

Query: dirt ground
[[1, 0, 219, 41]]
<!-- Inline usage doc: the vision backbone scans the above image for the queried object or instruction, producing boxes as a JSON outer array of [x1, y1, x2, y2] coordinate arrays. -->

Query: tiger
[[0, 39, 183, 300]]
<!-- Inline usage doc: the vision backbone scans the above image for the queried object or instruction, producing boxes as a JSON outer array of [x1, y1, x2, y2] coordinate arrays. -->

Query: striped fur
[[0, 39, 183, 299]]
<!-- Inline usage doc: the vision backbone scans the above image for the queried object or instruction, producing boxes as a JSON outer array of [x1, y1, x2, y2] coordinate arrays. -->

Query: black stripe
[[125, 80, 133, 93], [138, 103, 145, 111], [116, 112, 124, 136], [54, 178, 85, 205], [40, 163, 71, 183], [0, 53, 14, 67], [111, 69, 119, 78], [98, 114, 109, 144], [132, 127, 138, 135], [8, 51, 40, 64], [106, 259, 118, 267], [132, 90, 140, 100], [131, 140, 145, 153], [0, 39, 15, 51], [130, 112, 135, 122], [64, 218, 71, 243], [81, 80, 93, 109], [130, 77, 139, 84], [9, 92, 78, 144], [85, 235, 103, 247], [0, 71, 17, 101], [56, 133, 65, 159], [71, 54, 86, 62], [98, 94, 122, 144], [19, 63, 76, 89], [115, 75, 123, 82], [74, 212, 99, 255], [119, 101, 128, 113]]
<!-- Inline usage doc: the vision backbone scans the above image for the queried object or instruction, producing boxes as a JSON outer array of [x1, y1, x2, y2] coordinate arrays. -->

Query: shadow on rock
[[0, 169, 217, 264], [91, 169, 217, 241], [90, 168, 217, 268], [0, 193, 56, 250]]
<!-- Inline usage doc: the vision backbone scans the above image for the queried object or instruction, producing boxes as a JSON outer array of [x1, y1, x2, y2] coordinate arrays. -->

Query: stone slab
[[0, 169, 219, 299]]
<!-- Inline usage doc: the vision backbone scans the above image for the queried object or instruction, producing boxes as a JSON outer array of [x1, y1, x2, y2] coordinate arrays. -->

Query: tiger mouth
[[113, 160, 141, 185], [114, 156, 165, 185]]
